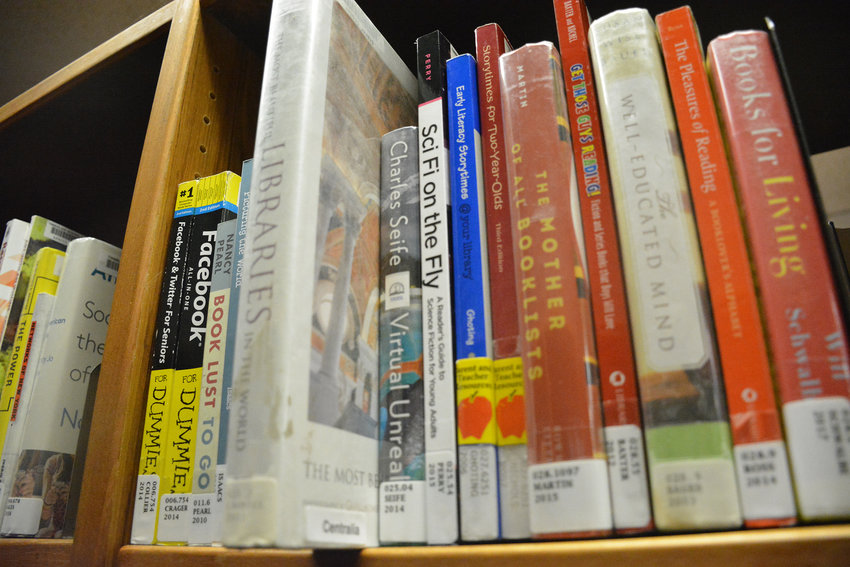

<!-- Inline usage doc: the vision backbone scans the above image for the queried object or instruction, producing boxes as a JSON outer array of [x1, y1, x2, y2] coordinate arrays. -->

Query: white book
[[221, 0, 417, 548], [0, 219, 31, 358], [1, 237, 120, 537], [415, 29, 461, 546], [0, 292, 55, 516]]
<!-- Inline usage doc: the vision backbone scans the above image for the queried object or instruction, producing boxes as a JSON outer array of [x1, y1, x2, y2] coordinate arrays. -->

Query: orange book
[[657, 6, 796, 527], [553, 0, 651, 533], [500, 41, 612, 539], [709, 27, 850, 522]]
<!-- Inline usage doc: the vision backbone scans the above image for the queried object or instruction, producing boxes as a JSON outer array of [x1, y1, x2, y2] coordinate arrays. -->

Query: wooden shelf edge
[[0, 538, 73, 566], [0, 0, 177, 128], [112, 524, 850, 567]]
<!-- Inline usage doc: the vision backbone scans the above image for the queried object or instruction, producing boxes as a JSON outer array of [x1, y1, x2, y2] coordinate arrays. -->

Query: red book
[[709, 29, 850, 521], [474, 23, 529, 541], [500, 41, 612, 539], [657, 6, 796, 528], [552, 0, 651, 533]]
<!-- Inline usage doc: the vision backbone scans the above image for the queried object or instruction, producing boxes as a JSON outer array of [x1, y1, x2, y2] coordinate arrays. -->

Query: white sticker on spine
[[605, 424, 652, 529], [528, 458, 612, 535], [734, 440, 796, 521], [783, 396, 850, 519]]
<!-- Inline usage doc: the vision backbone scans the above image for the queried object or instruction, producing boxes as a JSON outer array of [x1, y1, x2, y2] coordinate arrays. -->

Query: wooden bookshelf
[[0, 1, 848, 566]]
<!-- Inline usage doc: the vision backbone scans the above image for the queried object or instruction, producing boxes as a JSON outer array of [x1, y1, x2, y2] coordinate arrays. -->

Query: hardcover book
[[657, 5, 796, 527], [222, 0, 417, 548], [0, 219, 30, 369], [0, 292, 54, 519], [553, 0, 651, 533], [158, 170, 239, 544], [474, 23, 529, 540], [130, 177, 199, 544], [189, 217, 237, 546], [415, 29, 460, 546], [378, 126, 426, 545], [708, 28, 850, 521], [0, 216, 82, 448], [500, 41, 612, 539], [207, 159, 254, 546], [447, 52, 498, 542], [1, 237, 120, 538], [0, 246, 65, 460], [589, 8, 742, 531]]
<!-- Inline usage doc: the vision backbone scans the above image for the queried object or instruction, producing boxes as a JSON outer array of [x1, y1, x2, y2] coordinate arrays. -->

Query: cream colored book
[[589, 8, 741, 531], [1, 237, 119, 538], [221, 0, 416, 548]]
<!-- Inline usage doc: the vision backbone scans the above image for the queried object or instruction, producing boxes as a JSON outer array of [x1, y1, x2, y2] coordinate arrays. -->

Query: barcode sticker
[[43, 220, 80, 246], [783, 396, 850, 520]]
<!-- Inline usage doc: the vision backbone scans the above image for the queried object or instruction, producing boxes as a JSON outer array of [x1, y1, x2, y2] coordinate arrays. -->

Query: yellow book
[[130, 178, 198, 545], [155, 171, 239, 545], [0, 247, 64, 455]]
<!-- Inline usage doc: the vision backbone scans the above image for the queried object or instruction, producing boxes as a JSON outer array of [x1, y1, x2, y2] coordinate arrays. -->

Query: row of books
[[127, 0, 850, 549], [0, 215, 121, 538], [384, 0, 850, 543]]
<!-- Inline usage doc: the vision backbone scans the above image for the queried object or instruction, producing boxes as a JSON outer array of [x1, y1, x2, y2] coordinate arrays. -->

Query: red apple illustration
[[496, 390, 526, 439], [457, 391, 492, 440]]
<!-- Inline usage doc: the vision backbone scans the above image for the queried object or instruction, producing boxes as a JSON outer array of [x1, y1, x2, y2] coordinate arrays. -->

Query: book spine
[[210, 159, 252, 546], [554, 0, 652, 533], [416, 29, 460, 545], [130, 178, 197, 544], [0, 292, 54, 518], [447, 53, 498, 542], [189, 217, 237, 545], [474, 24, 530, 540], [378, 126, 427, 545], [708, 30, 850, 521], [0, 219, 30, 371], [658, 6, 797, 527], [499, 42, 612, 538], [158, 171, 239, 545], [0, 247, 64, 459], [0, 217, 81, 441], [223, 0, 415, 548], [589, 8, 742, 531], [1, 238, 120, 538]]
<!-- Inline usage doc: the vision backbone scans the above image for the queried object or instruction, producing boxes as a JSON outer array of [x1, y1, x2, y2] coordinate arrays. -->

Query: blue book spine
[[447, 53, 499, 542], [447, 54, 492, 360]]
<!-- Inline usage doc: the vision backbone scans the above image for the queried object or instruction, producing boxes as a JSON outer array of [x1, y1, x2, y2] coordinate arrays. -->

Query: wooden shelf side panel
[[70, 0, 262, 566]]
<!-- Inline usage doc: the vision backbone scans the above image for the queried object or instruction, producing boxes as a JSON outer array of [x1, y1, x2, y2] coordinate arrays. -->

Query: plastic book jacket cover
[[709, 28, 850, 521], [500, 41, 612, 539], [0, 219, 30, 369], [2, 237, 120, 538], [657, 5, 796, 526], [378, 126, 426, 545], [589, 8, 741, 531], [553, 0, 651, 533], [447, 52, 498, 542], [474, 23, 530, 540], [222, 0, 417, 548], [415, 29, 460, 545]]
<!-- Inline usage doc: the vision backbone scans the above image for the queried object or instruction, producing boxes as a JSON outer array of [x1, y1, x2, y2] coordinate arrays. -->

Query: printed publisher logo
[[386, 271, 411, 310]]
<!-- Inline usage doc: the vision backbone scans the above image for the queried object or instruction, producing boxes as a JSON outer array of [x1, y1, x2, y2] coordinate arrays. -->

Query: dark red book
[[474, 23, 529, 541], [500, 41, 611, 539], [709, 29, 850, 521]]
